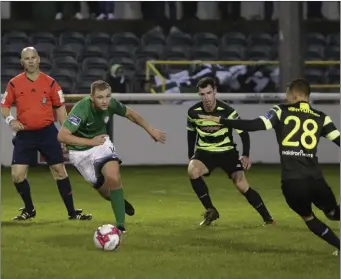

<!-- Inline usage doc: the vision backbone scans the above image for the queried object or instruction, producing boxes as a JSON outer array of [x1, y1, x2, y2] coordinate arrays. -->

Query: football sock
[[110, 188, 125, 227], [325, 205, 340, 221], [306, 217, 340, 250], [14, 179, 34, 211], [56, 177, 76, 216], [243, 187, 272, 221], [190, 177, 214, 209]]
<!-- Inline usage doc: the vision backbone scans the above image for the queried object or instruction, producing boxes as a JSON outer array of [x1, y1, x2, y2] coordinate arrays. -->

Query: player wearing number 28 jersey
[[200, 79, 340, 253]]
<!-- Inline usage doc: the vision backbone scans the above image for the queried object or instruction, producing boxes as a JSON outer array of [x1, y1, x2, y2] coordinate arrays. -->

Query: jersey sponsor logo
[[1, 91, 8, 104], [281, 150, 314, 158], [57, 90, 65, 103], [68, 115, 81, 126], [200, 126, 221, 132]]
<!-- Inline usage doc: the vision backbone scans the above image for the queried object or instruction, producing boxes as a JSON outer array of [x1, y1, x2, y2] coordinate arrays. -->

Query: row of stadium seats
[[2, 42, 340, 61], [2, 30, 340, 48], [2, 66, 339, 94]]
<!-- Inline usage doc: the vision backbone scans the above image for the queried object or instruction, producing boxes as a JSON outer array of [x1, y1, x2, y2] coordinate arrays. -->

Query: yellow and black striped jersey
[[187, 100, 244, 153], [259, 101, 340, 179]]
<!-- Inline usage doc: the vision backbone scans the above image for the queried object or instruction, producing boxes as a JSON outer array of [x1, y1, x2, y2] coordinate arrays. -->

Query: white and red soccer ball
[[93, 224, 121, 251]]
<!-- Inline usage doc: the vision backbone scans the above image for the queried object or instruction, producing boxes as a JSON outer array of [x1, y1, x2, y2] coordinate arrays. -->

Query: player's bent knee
[[49, 164, 68, 180], [188, 160, 206, 179], [231, 171, 249, 192], [11, 165, 28, 183], [105, 175, 121, 190]]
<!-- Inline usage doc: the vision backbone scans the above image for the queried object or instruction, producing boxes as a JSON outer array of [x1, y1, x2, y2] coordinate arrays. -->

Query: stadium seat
[[327, 33, 340, 47], [58, 79, 74, 94], [248, 32, 274, 46], [305, 33, 326, 47], [1, 44, 26, 58], [39, 57, 53, 72], [34, 43, 54, 59], [111, 32, 140, 47], [2, 57, 22, 70], [163, 45, 191, 60], [81, 45, 107, 60], [53, 56, 79, 73], [86, 32, 111, 46], [59, 32, 85, 45], [82, 57, 108, 71], [1, 68, 22, 81], [53, 45, 79, 60], [221, 32, 247, 47], [247, 45, 273, 60], [136, 45, 164, 59], [327, 67, 340, 84], [304, 68, 326, 84], [192, 45, 218, 60], [325, 46, 340, 60], [193, 32, 219, 46], [141, 30, 166, 46], [305, 45, 324, 60], [79, 69, 107, 80], [3, 31, 29, 45], [109, 57, 135, 71], [108, 45, 135, 59], [75, 79, 97, 93], [166, 32, 192, 46], [135, 56, 155, 74], [219, 45, 245, 60], [30, 32, 57, 45], [1, 82, 7, 93], [50, 69, 77, 85]]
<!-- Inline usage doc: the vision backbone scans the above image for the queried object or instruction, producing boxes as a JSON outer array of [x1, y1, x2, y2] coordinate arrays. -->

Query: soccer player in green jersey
[[58, 80, 166, 233]]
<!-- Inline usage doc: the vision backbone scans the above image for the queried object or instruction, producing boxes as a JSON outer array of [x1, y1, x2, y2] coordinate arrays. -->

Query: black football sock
[[190, 177, 214, 210], [56, 177, 76, 216], [243, 187, 272, 221], [14, 179, 34, 211], [306, 217, 340, 250]]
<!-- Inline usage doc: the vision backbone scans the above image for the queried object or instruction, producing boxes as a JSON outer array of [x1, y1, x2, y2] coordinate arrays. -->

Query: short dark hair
[[91, 80, 111, 95], [196, 77, 216, 90], [287, 78, 311, 97]]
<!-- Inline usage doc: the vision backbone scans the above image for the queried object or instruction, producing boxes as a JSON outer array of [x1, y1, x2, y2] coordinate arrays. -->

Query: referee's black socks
[[306, 217, 340, 250], [14, 179, 34, 211], [190, 177, 214, 210], [243, 187, 273, 221], [56, 177, 76, 216]]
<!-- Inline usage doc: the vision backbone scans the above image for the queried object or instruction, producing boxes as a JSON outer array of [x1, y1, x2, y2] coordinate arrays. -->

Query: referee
[[1, 47, 92, 221]]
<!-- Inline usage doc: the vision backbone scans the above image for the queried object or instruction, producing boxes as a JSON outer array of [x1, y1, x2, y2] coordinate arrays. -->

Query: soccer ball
[[93, 224, 121, 251]]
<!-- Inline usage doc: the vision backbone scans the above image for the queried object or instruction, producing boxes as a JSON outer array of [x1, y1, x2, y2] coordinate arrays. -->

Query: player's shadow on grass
[[2, 220, 63, 227]]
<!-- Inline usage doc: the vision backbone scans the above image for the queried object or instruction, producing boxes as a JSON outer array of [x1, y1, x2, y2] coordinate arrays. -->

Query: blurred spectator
[[307, 1, 323, 19], [219, 2, 241, 20], [182, 2, 198, 19], [56, 2, 82, 20], [106, 65, 128, 93]]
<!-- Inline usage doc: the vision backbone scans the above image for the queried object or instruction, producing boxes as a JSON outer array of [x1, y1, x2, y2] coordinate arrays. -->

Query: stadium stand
[[1, 29, 339, 93]]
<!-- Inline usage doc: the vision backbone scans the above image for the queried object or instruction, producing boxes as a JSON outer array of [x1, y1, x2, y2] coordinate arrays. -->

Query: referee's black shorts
[[281, 177, 338, 217]]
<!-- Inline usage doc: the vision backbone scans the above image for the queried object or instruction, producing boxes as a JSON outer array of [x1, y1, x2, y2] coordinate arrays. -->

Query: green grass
[[1, 165, 340, 279]]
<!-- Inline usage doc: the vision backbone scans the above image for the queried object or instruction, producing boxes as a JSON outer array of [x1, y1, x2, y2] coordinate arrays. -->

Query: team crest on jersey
[[104, 116, 109, 123], [264, 111, 273, 119], [68, 115, 81, 126]]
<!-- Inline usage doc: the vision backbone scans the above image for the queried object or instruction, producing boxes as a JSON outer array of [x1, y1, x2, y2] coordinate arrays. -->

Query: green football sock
[[109, 188, 125, 227]]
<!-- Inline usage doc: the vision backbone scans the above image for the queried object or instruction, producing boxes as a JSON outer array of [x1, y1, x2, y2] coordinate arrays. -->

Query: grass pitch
[[1, 165, 340, 279]]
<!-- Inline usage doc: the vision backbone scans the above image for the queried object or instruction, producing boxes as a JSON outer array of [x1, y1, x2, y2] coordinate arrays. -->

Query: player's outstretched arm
[[124, 107, 166, 143], [199, 114, 267, 131], [58, 127, 107, 147]]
